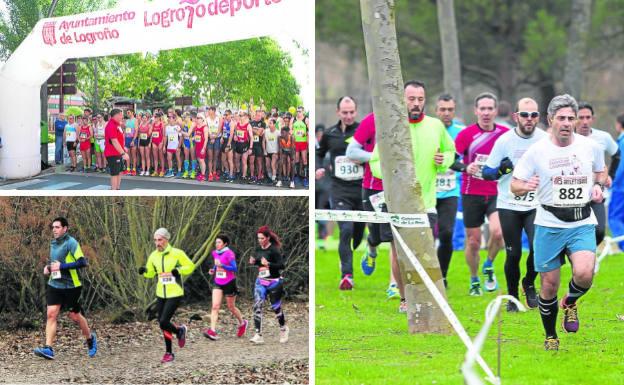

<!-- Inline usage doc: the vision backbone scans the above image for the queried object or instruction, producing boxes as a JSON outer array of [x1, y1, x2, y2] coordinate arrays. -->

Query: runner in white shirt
[[483, 97, 546, 312], [575, 102, 619, 245], [164, 115, 181, 178], [511, 94, 606, 351]]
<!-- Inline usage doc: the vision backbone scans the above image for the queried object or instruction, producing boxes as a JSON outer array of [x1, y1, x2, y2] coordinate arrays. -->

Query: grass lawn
[[315, 236, 624, 385]]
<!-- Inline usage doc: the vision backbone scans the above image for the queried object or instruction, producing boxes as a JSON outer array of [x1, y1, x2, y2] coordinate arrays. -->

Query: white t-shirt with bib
[[486, 127, 547, 211], [513, 134, 605, 228]]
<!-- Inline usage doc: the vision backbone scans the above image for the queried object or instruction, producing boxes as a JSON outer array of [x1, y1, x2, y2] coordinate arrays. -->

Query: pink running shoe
[[203, 328, 219, 340], [160, 352, 175, 363], [237, 320, 249, 337], [339, 274, 353, 290]]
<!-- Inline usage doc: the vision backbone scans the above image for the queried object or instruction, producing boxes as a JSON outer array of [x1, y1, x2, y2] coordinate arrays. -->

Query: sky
[[0, 0, 312, 108]]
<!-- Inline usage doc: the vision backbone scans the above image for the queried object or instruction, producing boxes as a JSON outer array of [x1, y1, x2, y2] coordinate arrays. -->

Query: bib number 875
[[559, 187, 583, 200]]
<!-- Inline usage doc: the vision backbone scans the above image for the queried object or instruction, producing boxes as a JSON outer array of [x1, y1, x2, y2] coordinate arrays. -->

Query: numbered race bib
[[159, 272, 176, 285], [139, 133, 148, 140], [334, 155, 363, 181], [512, 191, 537, 208], [296, 130, 304, 138], [51, 270, 61, 280], [66, 132, 76, 141], [216, 268, 226, 279], [552, 175, 590, 207], [258, 267, 270, 278], [436, 170, 456, 192], [253, 135, 260, 142], [152, 131, 160, 138], [168, 134, 177, 143], [369, 191, 386, 213], [125, 127, 132, 134], [79, 133, 87, 140], [194, 135, 202, 143], [473, 154, 489, 180]]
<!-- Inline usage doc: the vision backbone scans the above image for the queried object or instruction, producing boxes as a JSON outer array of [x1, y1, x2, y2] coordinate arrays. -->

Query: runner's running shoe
[[176, 170, 183, 178], [190, 170, 196, 179], [249, 333, 264, 344], [237, 320, 248, 337], [482, 266, 498, 292], [87, 331, 97, 357], [339, 274, 353, 290], [203, 328, 219, 340], [34, 346, 54, 360], [303, 178, 309, 188], [469, 282, 483, 296], [522, 284, 539, 309], [289, 180, 295, 189], [560, 296, 579, 333], [131, 169, 137, 176], [161, 353, 175, 363], [182, 170, 189, 179], [208, 172, 214, 182], [165, 170, 175, 178], [177, 324, 187, 348], [279, 326, 289, 343], [275, 180, 283, 187], [544, 338, 559, 351], [360, 249, 376, 276], [386, 283, 400, 299], [399, 299, 407, 313]]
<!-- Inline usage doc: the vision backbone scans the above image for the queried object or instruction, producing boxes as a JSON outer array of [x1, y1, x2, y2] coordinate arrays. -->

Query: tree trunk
[[563, 0, 592, 98], [436, 0, 465, 120], [360, 0, 450, 333]]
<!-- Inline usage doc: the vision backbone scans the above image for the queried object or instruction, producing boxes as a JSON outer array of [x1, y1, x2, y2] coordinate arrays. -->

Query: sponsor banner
[[315, 209, 430, 228]]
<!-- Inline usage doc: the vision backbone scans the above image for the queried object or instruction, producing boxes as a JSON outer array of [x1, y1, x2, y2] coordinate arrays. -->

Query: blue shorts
[[206, 139, 221, 151], [183, 139, 191, 149], [534, 224, 596, 272], [124, 137, 137, 148]]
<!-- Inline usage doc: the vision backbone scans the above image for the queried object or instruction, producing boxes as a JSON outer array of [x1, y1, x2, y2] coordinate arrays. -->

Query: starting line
[[316, 209, 504, 384]]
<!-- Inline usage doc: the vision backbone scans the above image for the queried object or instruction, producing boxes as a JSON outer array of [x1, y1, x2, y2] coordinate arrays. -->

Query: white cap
[[154, 228, 171, 240]]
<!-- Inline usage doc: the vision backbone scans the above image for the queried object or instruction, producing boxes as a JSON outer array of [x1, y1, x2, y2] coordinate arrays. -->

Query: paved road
[[0, 169, 304, 191]]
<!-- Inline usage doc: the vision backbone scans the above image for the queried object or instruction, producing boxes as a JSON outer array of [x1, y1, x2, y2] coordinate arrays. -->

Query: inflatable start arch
[[0, 0, 302, 179]]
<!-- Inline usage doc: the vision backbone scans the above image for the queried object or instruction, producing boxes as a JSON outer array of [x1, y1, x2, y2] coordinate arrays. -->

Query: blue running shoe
[[87, 331, 97, 357], [34, 345, 54, 360], [360, 249, 377, 276], [303, 178, 309, 188], [176, 171, 183, 178], [386, 283, 400, 299]]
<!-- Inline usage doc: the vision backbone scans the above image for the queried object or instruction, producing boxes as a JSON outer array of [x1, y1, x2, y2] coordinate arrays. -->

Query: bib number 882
[[559, 187, 583, 200]]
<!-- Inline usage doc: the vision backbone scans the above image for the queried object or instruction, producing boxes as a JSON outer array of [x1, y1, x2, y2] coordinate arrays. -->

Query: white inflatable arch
[[0, 0, 301, 179]]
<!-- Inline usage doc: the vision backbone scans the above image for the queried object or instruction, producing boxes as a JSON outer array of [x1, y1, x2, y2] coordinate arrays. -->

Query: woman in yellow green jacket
[[138, 228, 195, 363]]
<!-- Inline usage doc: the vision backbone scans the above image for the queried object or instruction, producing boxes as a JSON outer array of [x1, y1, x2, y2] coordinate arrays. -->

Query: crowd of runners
[[34, 217, 290, 363], [316, 81, 623, 351], [53, 104, 310, 188]]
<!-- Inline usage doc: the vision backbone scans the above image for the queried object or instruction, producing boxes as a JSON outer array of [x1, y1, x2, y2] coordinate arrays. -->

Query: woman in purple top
[[203, 234, 248, 340]]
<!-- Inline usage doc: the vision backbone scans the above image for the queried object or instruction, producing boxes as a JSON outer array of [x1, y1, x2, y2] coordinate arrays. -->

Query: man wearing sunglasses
[[453, 93, 509, 296], [575, 102, 619, 246], [483, 98, 546, 312]]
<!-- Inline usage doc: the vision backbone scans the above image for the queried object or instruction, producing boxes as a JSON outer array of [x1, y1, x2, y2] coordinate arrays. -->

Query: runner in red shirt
[[78, 116, 93, 172], [104, 109, 130, 190]]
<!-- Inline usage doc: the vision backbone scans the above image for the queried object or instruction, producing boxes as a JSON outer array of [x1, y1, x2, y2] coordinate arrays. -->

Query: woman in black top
[[249, 225, 289, 344]]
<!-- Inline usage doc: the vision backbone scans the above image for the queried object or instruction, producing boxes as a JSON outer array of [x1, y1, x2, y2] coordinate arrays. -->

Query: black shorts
[[234, 141, 249, 154], [66, 142, 76, 152], [462, 194, 497, 228], [139, 139, 150, 147], [362, 188, 393, 246], [107, 155, 123, 176], [46, 286, 82, 313], [214, 279, 239, 297], [251, 142, 264, 157]]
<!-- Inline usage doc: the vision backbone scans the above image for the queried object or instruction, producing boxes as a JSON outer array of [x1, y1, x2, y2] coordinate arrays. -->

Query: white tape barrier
[[389, 225, 498, 383], [595, 235, 624, 273], [462, 295, 526, 385], [315, 209, 429, 228]]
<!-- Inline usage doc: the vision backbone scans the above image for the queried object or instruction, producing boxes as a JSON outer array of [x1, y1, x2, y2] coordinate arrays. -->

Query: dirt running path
[[0, 302, 308, 384]]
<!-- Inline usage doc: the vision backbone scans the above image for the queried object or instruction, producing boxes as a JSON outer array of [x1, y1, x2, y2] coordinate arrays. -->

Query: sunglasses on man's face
[[518, 111, 540, 119]]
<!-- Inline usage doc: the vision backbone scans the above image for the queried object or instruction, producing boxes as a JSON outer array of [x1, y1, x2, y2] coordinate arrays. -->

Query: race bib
[[194, 135, 202, 143], [552, 175, 590, 207], [512, 191, 537, 208], [168, 134, 177, 143], [125, 127, 132, 134], [159, 272, 176, 285], [236, 130, 245, 139], [152, 131, 160, 138], [473, 154, 489, 180], [66, 132, 76, 141], [253, 135, 260, 142], [436, 170, 456, 192], [79, 133, 87, 140], [51, 270, 61, 280], [334, 155, 363, 181], [369, 191, 386, 213], [259, 267, 270, 278], [139, 133, 148, 140], [216, 268, 226, 279], [296, 130, 304, 138]]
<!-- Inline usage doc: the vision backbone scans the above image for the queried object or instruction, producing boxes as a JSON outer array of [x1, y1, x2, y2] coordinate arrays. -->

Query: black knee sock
[[564, 280, 590, 305], [163, 331, 173, 354], [274, 307, 286, 328], [538, 296, 558, 339]]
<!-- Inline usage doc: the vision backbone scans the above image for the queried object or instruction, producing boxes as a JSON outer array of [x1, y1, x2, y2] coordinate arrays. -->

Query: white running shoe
[[279, 326, 289, 343], [249, 333, 264, 344]]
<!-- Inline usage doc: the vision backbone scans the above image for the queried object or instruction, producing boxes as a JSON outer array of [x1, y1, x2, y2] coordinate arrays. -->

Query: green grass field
[[315, 236, 624, 385]]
